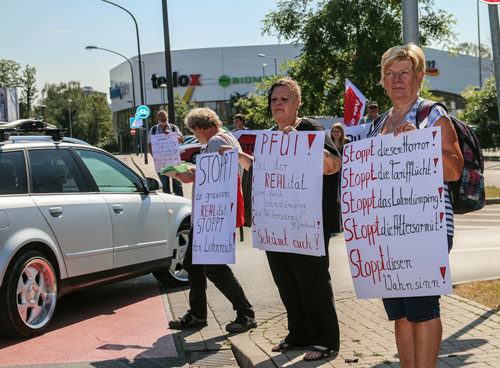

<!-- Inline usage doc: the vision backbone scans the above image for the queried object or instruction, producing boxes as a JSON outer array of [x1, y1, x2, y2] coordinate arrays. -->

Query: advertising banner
[[340, 128, 452, 298]]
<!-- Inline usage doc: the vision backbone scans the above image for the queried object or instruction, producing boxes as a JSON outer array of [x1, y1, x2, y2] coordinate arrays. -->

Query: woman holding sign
[[263, 78, 343, 361], [368, 44, 463, 368]]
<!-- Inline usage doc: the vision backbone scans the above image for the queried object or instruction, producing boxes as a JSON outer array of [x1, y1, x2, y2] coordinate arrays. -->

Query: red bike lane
[[0, 275, 177, 366]]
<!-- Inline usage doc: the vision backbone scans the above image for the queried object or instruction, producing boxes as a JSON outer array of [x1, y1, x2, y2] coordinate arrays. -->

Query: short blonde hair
[[185, 108, 223, 131], [267, 77, 301, 114], [380, 43, 426, 85]]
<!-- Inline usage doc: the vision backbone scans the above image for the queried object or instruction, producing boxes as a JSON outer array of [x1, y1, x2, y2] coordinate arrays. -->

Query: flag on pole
[[344, 78, 367, 126]]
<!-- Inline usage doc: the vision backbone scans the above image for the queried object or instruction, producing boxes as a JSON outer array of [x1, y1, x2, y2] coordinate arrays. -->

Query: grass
[[453, 280, 500, 310], [486, 186, 500, 198]]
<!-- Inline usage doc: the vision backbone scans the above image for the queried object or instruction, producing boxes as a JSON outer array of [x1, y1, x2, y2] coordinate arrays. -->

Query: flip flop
[[303, 346, 339, 361]]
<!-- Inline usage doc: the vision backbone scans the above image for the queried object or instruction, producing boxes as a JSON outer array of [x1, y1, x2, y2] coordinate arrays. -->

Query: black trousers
[[266, 231, 340, 349], [183, 229, 254, 320]]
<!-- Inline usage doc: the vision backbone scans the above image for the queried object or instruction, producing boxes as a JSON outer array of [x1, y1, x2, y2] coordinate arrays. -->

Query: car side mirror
[[144, 177, 160, 193]]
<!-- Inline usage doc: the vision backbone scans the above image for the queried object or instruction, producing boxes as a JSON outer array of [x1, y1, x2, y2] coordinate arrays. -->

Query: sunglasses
[[368, 106, 378, 109]]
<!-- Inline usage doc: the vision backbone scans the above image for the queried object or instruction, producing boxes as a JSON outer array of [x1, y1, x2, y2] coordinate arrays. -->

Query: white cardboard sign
[[192, 149, 238, 264], [252, 131, 326, 256], [341, 128, 453, 298], [150, 133, 182, 172]]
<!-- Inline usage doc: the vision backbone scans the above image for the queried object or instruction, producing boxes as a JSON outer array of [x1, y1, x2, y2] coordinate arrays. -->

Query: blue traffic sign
[[135, 105, 150, 119], [130, 117, 143, 129]]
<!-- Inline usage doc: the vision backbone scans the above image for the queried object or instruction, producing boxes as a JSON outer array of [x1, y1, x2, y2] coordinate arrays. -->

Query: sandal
[[271, 340, 304, 352], [303, 346, 338, 361]]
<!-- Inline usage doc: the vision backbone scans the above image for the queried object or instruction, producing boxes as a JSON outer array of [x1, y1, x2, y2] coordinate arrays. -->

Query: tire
[[153, 222, 190, 286], [191, 153, 198, 164], [0, 250, 58, 337]]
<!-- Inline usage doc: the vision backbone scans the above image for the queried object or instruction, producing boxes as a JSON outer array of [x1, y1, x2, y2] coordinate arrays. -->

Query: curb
[[486, 198, 500, 204]]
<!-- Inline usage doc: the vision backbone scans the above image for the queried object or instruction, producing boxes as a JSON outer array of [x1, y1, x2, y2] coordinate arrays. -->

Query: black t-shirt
[[296, 118, 341, 234]]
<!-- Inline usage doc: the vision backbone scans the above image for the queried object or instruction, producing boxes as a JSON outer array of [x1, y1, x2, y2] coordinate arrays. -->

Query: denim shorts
[[382, 235, 453, 322]]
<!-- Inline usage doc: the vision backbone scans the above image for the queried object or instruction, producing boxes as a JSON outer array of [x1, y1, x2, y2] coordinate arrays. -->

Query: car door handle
[[112, 204, 124, 213], [49, 207, 63, 216]]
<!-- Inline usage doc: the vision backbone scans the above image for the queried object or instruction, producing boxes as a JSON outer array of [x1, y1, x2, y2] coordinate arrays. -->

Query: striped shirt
[[368, 97, 454, 235]]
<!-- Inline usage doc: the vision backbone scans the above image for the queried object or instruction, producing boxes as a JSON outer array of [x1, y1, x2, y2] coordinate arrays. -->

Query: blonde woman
[[330, 122, 349, 154]]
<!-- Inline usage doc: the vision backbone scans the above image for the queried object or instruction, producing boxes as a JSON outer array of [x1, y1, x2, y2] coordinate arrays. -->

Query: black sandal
[[271, 340, 303, 352], [303, 346, 338, 361]]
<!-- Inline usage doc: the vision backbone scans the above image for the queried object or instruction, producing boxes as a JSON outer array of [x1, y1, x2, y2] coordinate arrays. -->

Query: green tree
[[173, 93, 195, 134], [42, 81, 112, 147], [459, 77, 499, 149], [19, 65, 37, 118], [0, 60, 21, 86], [260, 0, 456, 117]]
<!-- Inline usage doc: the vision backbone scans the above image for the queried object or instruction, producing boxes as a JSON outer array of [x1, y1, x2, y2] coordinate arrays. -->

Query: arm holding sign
[[218, 145, 254, 171], [435, 117, 463, 182], [175, 169, 196, 183]]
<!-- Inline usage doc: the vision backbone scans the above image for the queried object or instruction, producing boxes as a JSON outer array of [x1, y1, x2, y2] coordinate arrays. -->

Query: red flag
[[344, 78, 367, 126]]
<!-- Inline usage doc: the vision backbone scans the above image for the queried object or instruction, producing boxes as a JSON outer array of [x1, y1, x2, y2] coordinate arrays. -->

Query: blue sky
[[0, 0, 495, 98]]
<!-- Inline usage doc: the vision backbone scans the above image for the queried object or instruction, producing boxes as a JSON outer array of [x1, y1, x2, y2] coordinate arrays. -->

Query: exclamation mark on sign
[[317, 221, 321, 229], [440, 267, 446, 283], [307, 134, 316, 155], [438, 187, 443, 201], [233, 232, 236, 247], [231, 203, 234, 212], [432, 130, 437, 146], [315, 233, 320, 250], [433, 158, 439, 174], [439, 212, 444, 229]]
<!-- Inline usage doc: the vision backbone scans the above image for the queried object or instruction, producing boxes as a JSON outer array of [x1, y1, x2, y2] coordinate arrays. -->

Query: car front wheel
[[0, 250, 58, 337], [190, 153, 198, 164], [153, 223, 190, 286]]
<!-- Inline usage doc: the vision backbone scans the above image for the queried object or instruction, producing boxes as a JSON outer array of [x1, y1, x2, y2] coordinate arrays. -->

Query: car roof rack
[[0, 119, 67, 142], [0, 128, 17, 142]]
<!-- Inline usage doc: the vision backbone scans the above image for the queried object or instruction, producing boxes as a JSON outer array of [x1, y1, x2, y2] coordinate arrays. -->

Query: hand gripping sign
[[341, 128, 452, 298], [252, 131, 326, 256], [192, 149, 239, 265]]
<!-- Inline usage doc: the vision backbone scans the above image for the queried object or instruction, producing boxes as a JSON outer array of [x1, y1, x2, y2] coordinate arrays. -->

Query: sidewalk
[[123, 153, 500, 368]]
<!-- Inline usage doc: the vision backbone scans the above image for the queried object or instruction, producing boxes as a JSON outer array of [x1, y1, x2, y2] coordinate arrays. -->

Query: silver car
[[0, 129, 191, 337]]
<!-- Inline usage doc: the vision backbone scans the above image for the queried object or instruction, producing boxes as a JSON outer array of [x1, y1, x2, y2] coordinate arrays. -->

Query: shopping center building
[[109, 43, 492, 133]]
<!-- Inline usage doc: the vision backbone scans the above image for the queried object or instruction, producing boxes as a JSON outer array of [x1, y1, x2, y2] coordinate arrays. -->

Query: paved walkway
[[122, 153, 500, 368]]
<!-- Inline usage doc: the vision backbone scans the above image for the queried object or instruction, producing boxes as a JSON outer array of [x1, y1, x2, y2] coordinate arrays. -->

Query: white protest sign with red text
[[192, 149, 238, 264], [344, 78, 367, 127], [252, 131, 326, 256], [341, 128, 452, 298], [150, 133, 182, 172]]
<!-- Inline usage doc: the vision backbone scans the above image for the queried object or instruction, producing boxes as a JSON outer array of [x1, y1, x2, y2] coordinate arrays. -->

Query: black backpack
[[416, 100, 485, 214]]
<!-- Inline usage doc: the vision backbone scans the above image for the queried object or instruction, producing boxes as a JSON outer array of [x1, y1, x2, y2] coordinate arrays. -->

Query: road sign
[[135, 105, 150, 119], [480, 0, 500, 4], [130, 117, 143, 129], [131, 129, 136, 135]]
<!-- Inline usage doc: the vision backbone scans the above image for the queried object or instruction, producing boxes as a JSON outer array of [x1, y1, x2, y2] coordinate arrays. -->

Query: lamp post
[[262, 63, 267, 78], [101, 0, 148, 164], [85, 45, 136, 110], [68, 99, 72, 137], [160, 83, 167, 110], [258, 53, 277, 75]]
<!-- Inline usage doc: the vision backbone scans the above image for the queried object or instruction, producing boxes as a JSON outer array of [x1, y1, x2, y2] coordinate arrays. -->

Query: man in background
[[148, 110, 184, 196], [360, 101, 378, 125], [231, 114, 248, 131]]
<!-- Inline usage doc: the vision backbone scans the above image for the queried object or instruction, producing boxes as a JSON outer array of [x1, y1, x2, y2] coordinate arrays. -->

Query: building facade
[[109, 43, 492, 134]]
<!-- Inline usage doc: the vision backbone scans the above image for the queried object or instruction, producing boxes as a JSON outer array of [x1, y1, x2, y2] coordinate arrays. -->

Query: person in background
[[231, 113, 248, 131], [170, 107, 257, 333], [223, 78, 342, 361], [330, 122, 349, 155], [368, 43, 463, 368], [360, 101, 379, 125], [148, 110, 184, 196]]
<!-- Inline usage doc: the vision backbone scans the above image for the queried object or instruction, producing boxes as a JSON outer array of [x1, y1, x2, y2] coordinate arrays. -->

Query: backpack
[[416, 100, 485, 214], [152, 123, 177, 135]]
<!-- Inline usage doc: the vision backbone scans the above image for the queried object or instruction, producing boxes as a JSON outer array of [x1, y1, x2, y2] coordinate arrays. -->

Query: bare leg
[[394, 317, 442, 368], [394, 318, 416, 368], [414, 317, 442, 368]]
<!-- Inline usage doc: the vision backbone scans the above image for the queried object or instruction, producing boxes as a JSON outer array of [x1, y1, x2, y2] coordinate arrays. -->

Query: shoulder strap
[[368, 110, 390, 136], [152, 125, 157, 135], [416, 99, 448, 129]]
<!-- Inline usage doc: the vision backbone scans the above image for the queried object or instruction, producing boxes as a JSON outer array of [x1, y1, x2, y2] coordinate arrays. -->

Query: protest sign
[[192, 149, 238, 264], [344, 124, 372, 143], [150, 133, 182, 172], [252, 131, 326, 256], [341, 128, 452, 298]]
